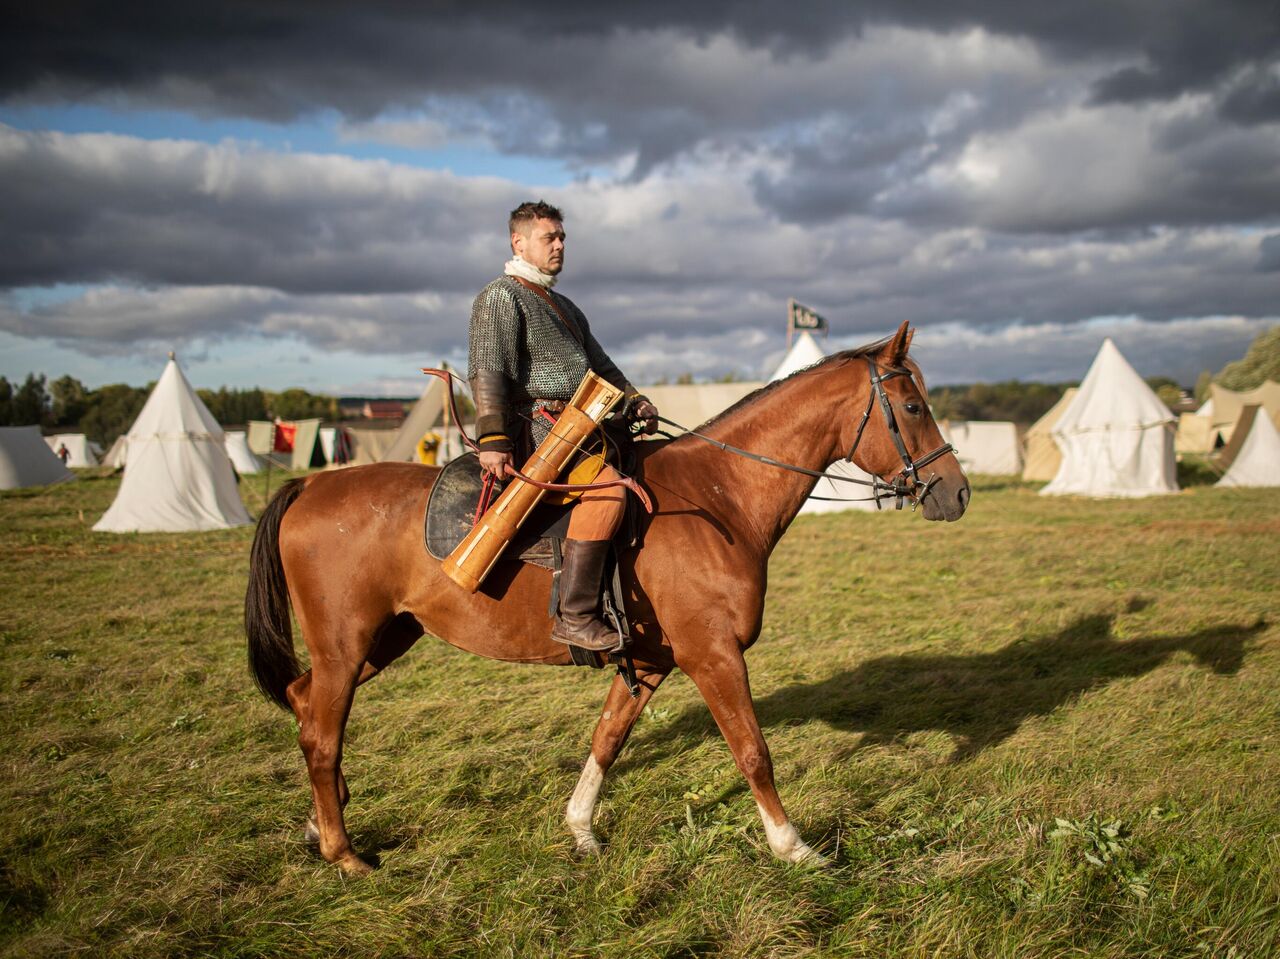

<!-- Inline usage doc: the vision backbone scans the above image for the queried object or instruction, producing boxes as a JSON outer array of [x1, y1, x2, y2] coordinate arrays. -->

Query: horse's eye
[[904, 403, 922, 415]]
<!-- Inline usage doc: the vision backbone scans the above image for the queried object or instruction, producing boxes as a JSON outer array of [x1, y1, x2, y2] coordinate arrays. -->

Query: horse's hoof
[[572, 836, 603, 859], [789, 844, 831, 869], [335, 852, 375, 876], [304, 817, 321, 845]]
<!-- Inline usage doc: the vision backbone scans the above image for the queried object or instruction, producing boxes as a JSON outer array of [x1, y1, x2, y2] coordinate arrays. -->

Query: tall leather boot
[[550, 539, 620, 651]]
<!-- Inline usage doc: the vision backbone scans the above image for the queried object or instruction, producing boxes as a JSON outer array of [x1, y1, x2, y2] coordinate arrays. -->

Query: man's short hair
[[509, 200, 564, 236]]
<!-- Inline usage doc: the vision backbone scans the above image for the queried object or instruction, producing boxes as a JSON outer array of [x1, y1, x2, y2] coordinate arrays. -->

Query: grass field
[[2, 468, 1277, 958]]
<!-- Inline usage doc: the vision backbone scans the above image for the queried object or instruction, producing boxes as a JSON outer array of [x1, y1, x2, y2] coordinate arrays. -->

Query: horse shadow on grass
[[628, 604, 1265, 767]]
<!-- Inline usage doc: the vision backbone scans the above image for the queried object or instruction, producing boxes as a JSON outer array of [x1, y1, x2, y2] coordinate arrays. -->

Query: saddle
[[424, 452, 642, 688]]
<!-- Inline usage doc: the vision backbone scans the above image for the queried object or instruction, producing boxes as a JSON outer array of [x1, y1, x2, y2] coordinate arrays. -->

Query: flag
[[788, 299, 828, 334]]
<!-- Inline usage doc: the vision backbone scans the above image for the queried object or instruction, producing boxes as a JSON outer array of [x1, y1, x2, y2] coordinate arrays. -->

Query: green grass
[[2, 469, 1277, 958]]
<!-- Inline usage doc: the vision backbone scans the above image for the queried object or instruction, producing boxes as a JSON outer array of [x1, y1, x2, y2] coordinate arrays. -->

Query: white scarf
[[504, 255, 558, 289]]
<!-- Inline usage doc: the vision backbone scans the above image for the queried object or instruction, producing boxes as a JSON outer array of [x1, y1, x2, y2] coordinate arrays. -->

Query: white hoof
[[570, 828, 603, 857], [566, 756, 605, 858], [785, 842, 830, 867], [757, 803, 828, 866]]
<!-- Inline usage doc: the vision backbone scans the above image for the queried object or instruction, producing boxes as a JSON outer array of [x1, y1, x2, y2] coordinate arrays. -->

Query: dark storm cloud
[[4, 2, 1276, 237], [1259, 234, 1280, 272], [3, 2, 1275, 161]]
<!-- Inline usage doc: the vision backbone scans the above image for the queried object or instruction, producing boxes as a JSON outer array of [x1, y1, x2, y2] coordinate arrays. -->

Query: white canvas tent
[[346, 426, 399, 466], [44, 433, 100, 467], [102, 435, 128, 469], [224, 430, 263, 475], [1175, 412, 1219, 455], [940, 420, 1022, 475], [1041, 339, 1178, 498], [768, 331, 883, 513], [1022, 388, 1078, 481], [641, 382, 765, 432], [94, 356, 252, 532], [0, 426, 76, 489], [319, 427, 337, 463], [1216, 410, 1280, 488], [771, 331, 827, 380], [1205, 381, 1280, 445]]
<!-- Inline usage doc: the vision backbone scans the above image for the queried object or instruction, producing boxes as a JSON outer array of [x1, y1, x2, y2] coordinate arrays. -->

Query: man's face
[[512, 217, 565, 275]]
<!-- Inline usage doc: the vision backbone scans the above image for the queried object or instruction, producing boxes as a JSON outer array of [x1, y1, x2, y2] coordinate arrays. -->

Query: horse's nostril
[[958, 486, 971, 510]]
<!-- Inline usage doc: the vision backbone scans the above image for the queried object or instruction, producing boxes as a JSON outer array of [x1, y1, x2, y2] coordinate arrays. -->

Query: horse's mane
[[692, 335, 894, 434]]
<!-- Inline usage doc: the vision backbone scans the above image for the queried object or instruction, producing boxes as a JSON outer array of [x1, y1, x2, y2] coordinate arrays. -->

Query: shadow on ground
[[628, 605, 1265, 766]]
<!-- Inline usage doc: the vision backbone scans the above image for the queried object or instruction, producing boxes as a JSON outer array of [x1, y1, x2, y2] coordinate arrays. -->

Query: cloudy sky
[[1, 2, 1276, 394]]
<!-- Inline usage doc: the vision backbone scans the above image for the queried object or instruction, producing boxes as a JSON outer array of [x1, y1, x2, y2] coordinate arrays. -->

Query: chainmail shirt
[[468, 276, 633, 447]]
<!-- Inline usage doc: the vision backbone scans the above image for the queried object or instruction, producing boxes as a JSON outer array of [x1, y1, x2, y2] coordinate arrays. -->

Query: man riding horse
[[468, 200, 660, 651]]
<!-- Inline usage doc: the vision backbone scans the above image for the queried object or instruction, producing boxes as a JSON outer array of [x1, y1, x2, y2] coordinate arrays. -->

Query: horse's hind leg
[[567, 666, 669, 855], [297, 656, 370, 874], [288, 620, 422, 848]]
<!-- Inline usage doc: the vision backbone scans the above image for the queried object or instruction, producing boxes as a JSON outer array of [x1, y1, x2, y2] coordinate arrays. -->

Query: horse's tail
[[245, 478, 306, 710]]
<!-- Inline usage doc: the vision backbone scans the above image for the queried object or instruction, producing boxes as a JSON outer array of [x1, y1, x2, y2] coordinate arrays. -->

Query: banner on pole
[[788, 299, 828, 334]]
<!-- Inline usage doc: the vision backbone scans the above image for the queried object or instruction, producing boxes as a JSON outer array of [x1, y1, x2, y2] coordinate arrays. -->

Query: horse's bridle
[[845, 356, 954, 508]]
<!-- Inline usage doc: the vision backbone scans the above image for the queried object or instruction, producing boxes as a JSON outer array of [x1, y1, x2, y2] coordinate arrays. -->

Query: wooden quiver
[[441, 372, 623, 592]]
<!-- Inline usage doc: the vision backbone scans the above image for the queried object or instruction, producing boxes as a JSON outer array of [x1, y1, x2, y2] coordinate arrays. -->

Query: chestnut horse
[[245, 322, 970, 874]]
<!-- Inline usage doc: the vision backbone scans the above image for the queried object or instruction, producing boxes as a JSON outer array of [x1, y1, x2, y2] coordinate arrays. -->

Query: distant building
[[362, 400, 408, 420]]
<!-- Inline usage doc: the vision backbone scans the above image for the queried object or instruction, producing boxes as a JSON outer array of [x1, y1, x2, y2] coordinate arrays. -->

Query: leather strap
[[511, 276, 585, 346], [502, 464, 653, 514]]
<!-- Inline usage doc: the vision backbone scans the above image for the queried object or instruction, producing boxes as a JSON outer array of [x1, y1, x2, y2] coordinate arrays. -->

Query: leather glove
[[627, 395, 660, 436]]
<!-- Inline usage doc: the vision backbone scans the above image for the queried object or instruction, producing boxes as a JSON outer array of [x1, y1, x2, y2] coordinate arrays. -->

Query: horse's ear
[[881, 321, 912, 365]]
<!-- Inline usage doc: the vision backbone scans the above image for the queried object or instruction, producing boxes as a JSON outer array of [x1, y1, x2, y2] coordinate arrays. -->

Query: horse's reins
[[653, 356, 953, 511], [424, 357, 952, 513]]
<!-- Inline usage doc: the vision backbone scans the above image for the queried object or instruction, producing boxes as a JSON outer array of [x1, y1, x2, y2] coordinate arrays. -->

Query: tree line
[[3, 328, 1274, 442], [0, 374, 339, 446]]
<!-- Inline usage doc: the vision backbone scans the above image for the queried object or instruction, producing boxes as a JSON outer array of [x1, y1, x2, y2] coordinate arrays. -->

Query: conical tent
[[1022, 388, 1078, 481], [1216, 410, 1280, 488], [771, 332, 827, 381], [1041, 339, 1177, 498], [0, 426, 76, 489], [102, 435, 128, 469], [94, 357, 252, 532], [769, 332, 882, 513]]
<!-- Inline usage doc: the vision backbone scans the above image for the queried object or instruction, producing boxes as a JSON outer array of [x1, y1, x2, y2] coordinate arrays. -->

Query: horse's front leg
[[685, 645, 826, 865], [567, 665, 669, 855]]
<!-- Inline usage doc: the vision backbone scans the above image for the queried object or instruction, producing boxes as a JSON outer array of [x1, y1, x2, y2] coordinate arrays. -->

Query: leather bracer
[[470, 370, 514, 454]]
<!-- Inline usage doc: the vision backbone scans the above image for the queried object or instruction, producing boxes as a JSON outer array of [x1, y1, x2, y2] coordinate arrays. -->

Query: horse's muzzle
[[918, 474, 970, 522]]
